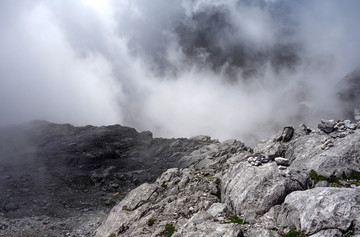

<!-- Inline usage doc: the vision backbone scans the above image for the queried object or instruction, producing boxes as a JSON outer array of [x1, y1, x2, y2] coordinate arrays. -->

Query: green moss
[[309, 170, 319, 183], [309, 170, 341, 186], [282, 230, 305, 237], [343, 171, 360, 180], [147, 217, 155, 226], [224, 214, 243, 224], [160, 224, 175, 237], [161, 182, 168, 188], [122, 206, 132, 211], [344, 231, 354, 237]]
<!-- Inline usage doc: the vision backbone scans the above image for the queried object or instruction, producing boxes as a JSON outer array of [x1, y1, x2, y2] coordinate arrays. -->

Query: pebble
[[247, 156, 268, 166], [274, 157, 290, 166]]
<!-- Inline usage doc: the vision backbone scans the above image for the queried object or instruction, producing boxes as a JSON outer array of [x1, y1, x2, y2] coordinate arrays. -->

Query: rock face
[[0, 121, 213, 236], [96, 120, 360, 237], [1, 119, 360, 236], [272, 187, 360, 235]]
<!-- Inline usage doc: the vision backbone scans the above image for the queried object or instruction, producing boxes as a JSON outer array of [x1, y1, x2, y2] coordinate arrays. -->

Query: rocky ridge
[[0, 121, 215, 237], [96, 119, 360, 237]]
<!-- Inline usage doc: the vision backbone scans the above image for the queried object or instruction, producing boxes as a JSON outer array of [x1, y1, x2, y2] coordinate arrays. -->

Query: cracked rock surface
[[96, 120, 360, 237], [0, 121, 213, 236]]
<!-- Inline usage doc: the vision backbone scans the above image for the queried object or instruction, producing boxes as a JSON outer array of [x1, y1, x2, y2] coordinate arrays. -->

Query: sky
[[0, 0, 359, 145]]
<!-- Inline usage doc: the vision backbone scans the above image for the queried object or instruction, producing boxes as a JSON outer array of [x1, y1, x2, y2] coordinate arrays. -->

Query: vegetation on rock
[[147, 218, 155, 226], [160, 224, 175, 237], [282, 230, 305, 237], [224, 215, 243, 224]]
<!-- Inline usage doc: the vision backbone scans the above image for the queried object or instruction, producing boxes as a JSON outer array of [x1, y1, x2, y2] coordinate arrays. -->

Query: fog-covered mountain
[[1, 0, 360, 145]]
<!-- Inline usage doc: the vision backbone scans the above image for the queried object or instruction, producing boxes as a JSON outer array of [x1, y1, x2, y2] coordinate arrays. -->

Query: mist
[[1, 0, 360, 146]]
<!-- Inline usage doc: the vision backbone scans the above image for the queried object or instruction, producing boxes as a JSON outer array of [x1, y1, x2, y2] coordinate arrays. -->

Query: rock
[[345, 121, 357, 130], [246, 228, 281, 237], [274, 157, 290, 166], [318, 123, 334, 133], [321, 119, 336, 128], [314, 180, 329, 187], [174, 211, 242, 237], [2, 201, 19, 212], [254, 134, 286, 160], [293, 124, 311, 139], [281, 127, 294, 142], [178, 140, 248, 169], [309, 229, 343, 237], [318, 119, 336, 133], [222, 162, 309, 219], [190, 135, 212, 142], [206, 203, 227, 218], [273, 187, 360, 235], [285, 129, 360, 177]]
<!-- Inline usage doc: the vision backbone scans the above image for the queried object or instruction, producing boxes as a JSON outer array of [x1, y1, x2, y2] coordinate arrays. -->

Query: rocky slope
[[0, 121, 215, 236], [96, 119, 360, 237]]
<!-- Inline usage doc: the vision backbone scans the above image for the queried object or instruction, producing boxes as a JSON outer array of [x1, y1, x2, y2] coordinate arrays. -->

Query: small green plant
[[282, 230, 305, 237], [224, 214, 243, 224], [161, 182, 168, 188], [160, 224, 175, 237], [343, 231, 354, 237], [147, 217, 155, 226], [309, 170, 341, 186], [343, 171, 360, 180], [122, 206, 132, 211]]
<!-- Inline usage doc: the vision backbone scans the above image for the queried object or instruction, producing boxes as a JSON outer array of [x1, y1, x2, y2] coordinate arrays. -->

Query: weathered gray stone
[[309, 229, 343, 237], [286, 129, 360, 177], [274, 157, 290, 166], [318, 123, 334, 133], [281, 127, 294, 142], [254, 134, 286, 160], [274, 187, 360, 235], [314, 180, 329, 187], [222, 162, 309, 219], [246, 228, 281, 237], [178, 139, 248, 169], [190, 135, 212, 142]]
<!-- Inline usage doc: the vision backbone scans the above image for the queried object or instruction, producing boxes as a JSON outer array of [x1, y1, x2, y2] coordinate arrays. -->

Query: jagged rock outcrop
[[0, 121, 214, 236], [269, 187, 360, 235], [96, 120, 360, 237], [96, 140, 251, 237]]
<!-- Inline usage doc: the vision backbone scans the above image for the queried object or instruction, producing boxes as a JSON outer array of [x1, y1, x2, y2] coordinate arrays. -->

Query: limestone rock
[[178, 139, 248, 169], [246, 228, 281, 237], [286, 129, 360, 177], [273, 187, 360, 235], [309, 229, 343, 237], [222, 162, 309, 219], [274, 157, 290, 166]]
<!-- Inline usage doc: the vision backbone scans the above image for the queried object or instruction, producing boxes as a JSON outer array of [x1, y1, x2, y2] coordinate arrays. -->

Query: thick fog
[[1, 0, 360, 145]]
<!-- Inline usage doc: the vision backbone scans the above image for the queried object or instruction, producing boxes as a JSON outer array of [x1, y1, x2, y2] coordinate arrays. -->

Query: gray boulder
[[221, 162, 309, 219], [318, 119, 336, 133], [286, 129, 360, 177], [309, 229, 343, 237], [272, 187, 360, 235]]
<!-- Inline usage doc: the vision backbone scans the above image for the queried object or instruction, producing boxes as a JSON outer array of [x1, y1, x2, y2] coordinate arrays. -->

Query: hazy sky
[[1, 0, 359, 145]]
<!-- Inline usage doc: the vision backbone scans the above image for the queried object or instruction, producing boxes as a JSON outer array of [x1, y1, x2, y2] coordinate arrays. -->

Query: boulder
[[246, 228, 281, 237], [309, 229, 343, 237], [286, 129, 360, 177], [274, 157, 290, 166], [318, 119, 336, 133], [273, 187, 360, 235], [222, 162, 309, 219]]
